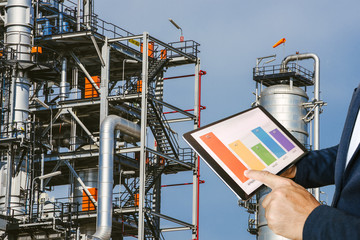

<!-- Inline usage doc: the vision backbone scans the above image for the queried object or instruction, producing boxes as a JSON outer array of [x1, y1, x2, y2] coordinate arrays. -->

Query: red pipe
[[195, 70, 206, 240]]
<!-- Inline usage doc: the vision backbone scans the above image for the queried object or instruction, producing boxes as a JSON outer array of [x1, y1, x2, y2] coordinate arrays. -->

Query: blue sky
[[95, 1, 360, 239]]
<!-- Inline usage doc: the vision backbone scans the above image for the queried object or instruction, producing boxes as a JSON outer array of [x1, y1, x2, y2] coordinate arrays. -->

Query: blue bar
[[251, 127, 286, 158]]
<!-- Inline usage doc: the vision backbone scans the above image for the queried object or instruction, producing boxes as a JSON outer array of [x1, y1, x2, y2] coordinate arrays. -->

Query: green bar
[[251, 143, 277, 166]]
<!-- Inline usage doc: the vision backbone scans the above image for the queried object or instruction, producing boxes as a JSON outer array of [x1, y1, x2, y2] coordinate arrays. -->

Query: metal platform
[[253, 63, 314, 87]]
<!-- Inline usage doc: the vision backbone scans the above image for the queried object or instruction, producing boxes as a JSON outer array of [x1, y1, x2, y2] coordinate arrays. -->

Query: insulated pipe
[[282, 53, 321, 202], [76, 0, 81, 31], [83, 0, 92, 29], [91, 115, 140, 240], [60, 57, 67, 101], [281, 53, 320, 151]]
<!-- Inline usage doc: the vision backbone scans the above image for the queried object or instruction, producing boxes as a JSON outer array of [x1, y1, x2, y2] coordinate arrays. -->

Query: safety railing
[[168, 40, 200, 58], [114, 187, 154, 210], [178, 147, 195, 165], [253, 63, 314, 82], [36, 1, 200, 60], [0, 121, 33, 140]]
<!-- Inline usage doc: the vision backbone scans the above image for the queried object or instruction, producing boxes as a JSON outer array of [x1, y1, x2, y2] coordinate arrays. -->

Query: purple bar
[[269, 128, 295, 152]]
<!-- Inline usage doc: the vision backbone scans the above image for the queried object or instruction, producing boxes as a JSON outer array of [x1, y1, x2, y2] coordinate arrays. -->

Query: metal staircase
[[147, 99, 179, 159], [145, 164, 166, 194], [148, 59, 169, 81], [120, 97, 181, 209]]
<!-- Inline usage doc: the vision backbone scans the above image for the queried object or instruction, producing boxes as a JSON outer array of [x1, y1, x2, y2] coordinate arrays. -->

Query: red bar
[[200, 132, 248, 183]]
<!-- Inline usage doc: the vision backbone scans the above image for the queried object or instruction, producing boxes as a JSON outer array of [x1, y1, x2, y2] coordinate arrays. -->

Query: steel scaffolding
[[0, 1, 203, 239]]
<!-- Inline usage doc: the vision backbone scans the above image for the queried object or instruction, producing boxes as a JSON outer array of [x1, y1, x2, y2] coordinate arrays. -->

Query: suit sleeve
[[304, 205, 360, 239], [294, 145, 338, 188]]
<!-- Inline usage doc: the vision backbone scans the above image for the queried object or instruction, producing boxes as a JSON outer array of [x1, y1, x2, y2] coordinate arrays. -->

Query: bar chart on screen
[[199, 125, 296, 184], [185, 106, 306, 197]]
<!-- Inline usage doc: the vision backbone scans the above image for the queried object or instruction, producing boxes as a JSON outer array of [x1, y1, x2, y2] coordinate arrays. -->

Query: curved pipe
[[92, 115, 140, 240], [281, 53, 320, 150], [281, 53, 320, 201]]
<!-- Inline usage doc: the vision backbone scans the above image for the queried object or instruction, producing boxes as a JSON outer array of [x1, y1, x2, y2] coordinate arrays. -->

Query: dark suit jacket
[[295, 85, 360, 239]]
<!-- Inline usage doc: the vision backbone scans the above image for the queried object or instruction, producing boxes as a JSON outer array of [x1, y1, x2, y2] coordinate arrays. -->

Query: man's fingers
[[244, 170, 290, 189]]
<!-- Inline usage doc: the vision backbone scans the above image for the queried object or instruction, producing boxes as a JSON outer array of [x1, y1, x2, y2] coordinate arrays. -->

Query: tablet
[[183, 106, 307, 200]]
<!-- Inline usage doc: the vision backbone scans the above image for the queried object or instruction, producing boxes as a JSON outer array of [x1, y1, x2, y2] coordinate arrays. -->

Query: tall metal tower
[[239, 53, 326, 239], [0, 1, 203, 239]]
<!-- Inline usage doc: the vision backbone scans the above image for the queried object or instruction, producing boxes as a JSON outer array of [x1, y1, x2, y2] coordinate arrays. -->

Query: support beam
[[67, 109, 99, 146], [149, 97, 196, 119], [90, 35, 105, 67], [161, 227, 192, 232], [41, 109, 65, 137], [192, 58, 201, 240], [138, 31, 149, 240], [166, 117, 193, 123], [108, 34, 143, 43], [100, 37, 110, 125], [146, 209, 194, 229], [146, 148, 192, 169], [44, 160, 63, 187], [63, 160, 98, 207], [70, 51, 100, 93]]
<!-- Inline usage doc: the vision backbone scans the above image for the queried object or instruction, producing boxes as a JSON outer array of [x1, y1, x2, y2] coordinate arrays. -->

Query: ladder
[[147, 99, 179, 159], [0, 68, 12, 138]]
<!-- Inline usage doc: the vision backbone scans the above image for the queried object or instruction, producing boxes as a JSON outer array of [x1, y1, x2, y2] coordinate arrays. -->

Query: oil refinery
[[0, 0, 203, 239], [0, 0, 334, 240]]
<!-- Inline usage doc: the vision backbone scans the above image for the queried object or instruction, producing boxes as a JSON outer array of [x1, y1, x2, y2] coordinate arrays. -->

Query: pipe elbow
[[94, 115, 141, 240], [90, 226, 112, 240]]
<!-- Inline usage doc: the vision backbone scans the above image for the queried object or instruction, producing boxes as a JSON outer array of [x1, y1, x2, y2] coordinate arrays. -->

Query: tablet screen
[[183, 106, 307, 200]]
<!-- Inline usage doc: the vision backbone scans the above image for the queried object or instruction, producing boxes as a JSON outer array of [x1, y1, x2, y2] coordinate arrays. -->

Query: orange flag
[[273, 38, 286, 48]]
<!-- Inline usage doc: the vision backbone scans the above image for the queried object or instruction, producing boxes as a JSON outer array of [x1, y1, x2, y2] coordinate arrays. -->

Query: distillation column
[[6, 0, 32, 130], [257, 85, 309, 240], [0, 0, 33, 217]]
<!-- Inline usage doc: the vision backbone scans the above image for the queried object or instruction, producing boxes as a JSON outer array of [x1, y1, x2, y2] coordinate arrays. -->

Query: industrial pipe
[[91, 115, 140, 240], [60, 57, 67, 101], [282, 53, 320, 151], [282, 53, 321, 201]]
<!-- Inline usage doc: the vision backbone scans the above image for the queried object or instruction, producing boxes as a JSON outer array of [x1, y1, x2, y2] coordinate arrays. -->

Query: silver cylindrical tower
[[257, 85, 309, 240], [5, 0, 33, 130], [259, 85, 308, 145], [1, 0, 33, 217]]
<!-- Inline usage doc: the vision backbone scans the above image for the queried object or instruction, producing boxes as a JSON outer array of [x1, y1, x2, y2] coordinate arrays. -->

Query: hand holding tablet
[[183, 106, 307, 200]]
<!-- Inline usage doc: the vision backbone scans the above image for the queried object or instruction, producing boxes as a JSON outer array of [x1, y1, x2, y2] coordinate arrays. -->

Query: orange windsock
[[273, 38, 286, 48]]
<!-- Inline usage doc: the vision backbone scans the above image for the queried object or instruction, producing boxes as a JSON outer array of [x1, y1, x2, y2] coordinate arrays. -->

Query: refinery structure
[[0, 0, 203, 239], [0, 0, 329, 240], [239, 53, 326, 239]]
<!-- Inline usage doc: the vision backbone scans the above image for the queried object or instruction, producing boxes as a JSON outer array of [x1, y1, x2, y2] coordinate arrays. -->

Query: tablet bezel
[[183, 106, 308, 200]]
